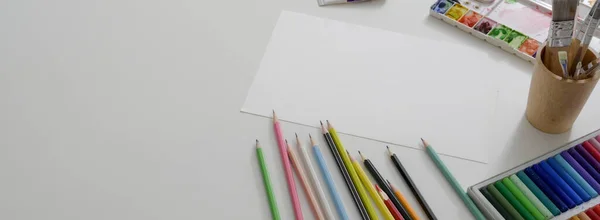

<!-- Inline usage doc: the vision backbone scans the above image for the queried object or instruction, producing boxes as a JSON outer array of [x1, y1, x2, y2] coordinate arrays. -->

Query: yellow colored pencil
[[387, 180, 420, 220], [352, 155, 395, 220], [327, 121, 378, 220]]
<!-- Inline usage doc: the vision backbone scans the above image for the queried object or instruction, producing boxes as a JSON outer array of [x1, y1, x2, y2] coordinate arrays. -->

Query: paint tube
[[318, 0, 370, 6]]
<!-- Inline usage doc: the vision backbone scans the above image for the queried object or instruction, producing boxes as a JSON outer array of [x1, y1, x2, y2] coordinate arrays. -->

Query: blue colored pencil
[[312, 135, 349, 220], [524, 167, 568, 212], [533, 164, 577, 208], [549, 157, 593, 201]]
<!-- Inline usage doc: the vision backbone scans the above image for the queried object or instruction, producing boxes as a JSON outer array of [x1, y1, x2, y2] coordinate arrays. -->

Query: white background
[[1, 0, 598, 219]]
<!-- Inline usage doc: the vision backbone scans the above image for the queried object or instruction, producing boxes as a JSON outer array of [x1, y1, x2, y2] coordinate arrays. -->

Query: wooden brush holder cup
[[526, 45, 600, 134]]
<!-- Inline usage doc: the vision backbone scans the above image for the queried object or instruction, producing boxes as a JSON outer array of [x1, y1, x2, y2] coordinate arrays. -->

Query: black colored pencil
[[359, 151, 412, 220], [320, 121, 370, 220], [387, 146, 437, 220]]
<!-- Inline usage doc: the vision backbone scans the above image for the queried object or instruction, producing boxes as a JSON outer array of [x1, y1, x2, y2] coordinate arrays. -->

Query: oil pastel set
[[468, 129, 600, 219], [429, 0, 598, 64]]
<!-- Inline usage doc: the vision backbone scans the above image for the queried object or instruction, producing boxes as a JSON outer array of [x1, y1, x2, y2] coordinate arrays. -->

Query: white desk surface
[[0, 0, 592, 219]]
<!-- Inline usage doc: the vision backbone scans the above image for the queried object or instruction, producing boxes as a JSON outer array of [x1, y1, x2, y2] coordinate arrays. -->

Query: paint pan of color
[[518, 38, 540, 56], [432, 0, 454, 14], [485, 0, 551, 42], [488, 24, 512, 40], [474, 17, 497, 35], [503, 31, 527, 49], [445, 4, 469, 20], [458, 10, 483, 27]]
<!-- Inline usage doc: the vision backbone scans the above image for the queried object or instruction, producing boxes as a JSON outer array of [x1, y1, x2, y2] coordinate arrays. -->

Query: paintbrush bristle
[[552, 0, 578, 21]]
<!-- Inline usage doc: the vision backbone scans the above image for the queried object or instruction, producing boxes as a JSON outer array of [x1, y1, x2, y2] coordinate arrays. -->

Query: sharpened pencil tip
[[326, 120, 332, 129], [421, 138, 429, 147], [386, 146, 393, 155], [320, 121, 327, 134], [255, 139, 260, 148], [358, 151, 366, 161], [285, 139, 288, 144], [272, 110, 278, 122]]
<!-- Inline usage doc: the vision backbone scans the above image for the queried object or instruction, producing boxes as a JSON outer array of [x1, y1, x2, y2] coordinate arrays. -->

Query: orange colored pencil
[[387, 180, 420, 220]]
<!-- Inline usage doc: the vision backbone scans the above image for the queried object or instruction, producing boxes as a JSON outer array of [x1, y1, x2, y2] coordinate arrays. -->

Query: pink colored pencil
[[273, 111, 303, 219]]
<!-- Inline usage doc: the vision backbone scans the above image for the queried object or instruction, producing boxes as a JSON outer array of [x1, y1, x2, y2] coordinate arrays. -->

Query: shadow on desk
[[488, 114, 571, 175]]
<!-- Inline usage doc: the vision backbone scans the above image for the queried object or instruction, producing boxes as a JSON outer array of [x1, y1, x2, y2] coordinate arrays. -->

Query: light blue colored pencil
[[312, 137, 349, 220]]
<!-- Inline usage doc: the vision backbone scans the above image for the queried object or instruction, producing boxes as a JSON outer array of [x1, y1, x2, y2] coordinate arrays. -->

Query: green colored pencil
[[256, 140, 281, 220], [421, 138, 486, 220]]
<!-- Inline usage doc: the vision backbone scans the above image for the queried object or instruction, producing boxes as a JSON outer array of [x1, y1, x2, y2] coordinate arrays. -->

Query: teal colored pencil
[[256, 140, 281, 220], [422, 138, 486, 220]]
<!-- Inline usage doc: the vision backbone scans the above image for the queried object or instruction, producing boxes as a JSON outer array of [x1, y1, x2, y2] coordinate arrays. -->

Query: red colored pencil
[[583, 141, 600, 162], [376, 184, 404, 220]]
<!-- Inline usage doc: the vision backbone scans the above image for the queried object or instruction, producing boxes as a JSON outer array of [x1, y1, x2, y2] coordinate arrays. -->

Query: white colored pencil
[[298, 133, 335, 220]]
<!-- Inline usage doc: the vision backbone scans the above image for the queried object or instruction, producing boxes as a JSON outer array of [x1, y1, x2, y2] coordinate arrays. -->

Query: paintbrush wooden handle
[[543, 46, 569, 77], [567, 39, 581, 75]]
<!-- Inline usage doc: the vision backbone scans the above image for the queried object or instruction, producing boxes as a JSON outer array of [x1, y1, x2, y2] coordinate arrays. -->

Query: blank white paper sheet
[[242, 11, 501, 163]]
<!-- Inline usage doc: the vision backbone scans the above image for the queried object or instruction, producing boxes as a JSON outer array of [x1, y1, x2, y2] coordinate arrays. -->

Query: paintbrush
[[543, 0, 578, 77], [569, 0, 600, 77]]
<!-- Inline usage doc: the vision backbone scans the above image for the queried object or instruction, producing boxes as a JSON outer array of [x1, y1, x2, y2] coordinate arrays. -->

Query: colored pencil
[[272, 111, 303, 219], [344, 152, 379, 220], [358, 151, 412, 220], [487, 184, 525, 220], [287, 140, 326, 220], [376, 184, 405, 220], [516, 170, 561, 215], [327, 121, 377, 220], [386, 180, 420, 220], [502, 177, 545, 220], [256, 140, 281, 220], [321, 121, 369, 220], [555, 154, 599, 197], [421, 138, 486, 220], [524, 167, 568, 212], [495, 180, 536, 220], [387, 146, 435, 220], [351, 153, 395, 220], [297, 134, 334, 220], [509, 174, 553, 219], [572, 214, 582, 220], [311, 134, 350, 220], [547, 157, 591, 201]]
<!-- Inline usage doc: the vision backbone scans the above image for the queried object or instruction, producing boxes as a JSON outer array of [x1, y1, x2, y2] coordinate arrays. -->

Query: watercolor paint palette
[[429, 0, 597, 64], [468, 129, 600, 219]]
